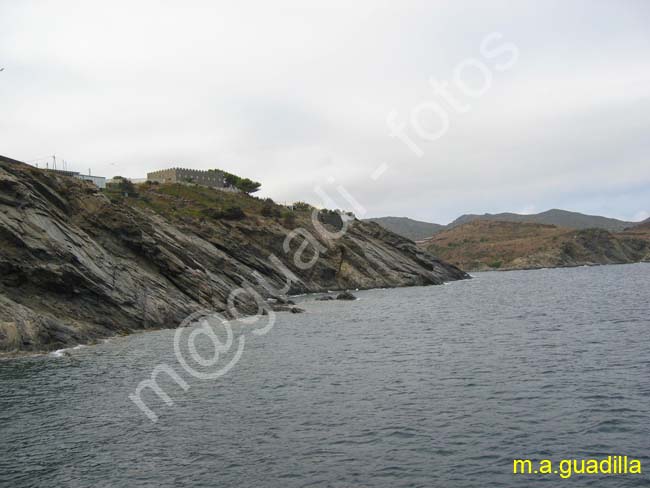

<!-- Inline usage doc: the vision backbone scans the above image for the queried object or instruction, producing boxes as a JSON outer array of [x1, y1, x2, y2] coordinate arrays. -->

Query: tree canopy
[[222, 171, 261, 194]]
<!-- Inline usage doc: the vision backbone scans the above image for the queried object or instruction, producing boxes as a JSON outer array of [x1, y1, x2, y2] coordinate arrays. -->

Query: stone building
[[147, 168, 230, 189]]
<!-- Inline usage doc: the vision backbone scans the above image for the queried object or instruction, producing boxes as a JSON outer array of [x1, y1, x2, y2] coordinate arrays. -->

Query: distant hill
[[419, 220, 650, 272], [629, 217, 650, 230], [364, 216, 444, 241], [448, 209, 634, 232], [368, 209, 642, 243]]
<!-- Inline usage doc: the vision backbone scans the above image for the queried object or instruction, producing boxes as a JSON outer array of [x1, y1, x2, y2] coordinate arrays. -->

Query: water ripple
[[1, 263, 649, 487]]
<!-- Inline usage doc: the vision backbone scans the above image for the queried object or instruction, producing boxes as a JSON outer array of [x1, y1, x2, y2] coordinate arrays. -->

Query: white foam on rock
[[50, 344, 85, 357]]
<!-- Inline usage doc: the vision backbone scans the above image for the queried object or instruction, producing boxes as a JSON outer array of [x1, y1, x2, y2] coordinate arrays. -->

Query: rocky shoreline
[[0, 159, 469, 354], [0, 284, 433, 359], [471, 261, 650, 273]]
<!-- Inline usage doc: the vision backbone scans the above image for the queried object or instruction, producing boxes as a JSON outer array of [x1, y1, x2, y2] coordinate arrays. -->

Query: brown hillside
[[626, 218, 650, 232], [419, 220, 650, 272]]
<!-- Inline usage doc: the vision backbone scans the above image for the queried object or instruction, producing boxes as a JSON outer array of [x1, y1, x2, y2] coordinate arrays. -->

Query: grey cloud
[[1, 0, 648, 223]]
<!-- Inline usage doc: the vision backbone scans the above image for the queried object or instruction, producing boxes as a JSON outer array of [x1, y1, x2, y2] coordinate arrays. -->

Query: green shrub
[[317, 209, 343, 229], [261, 198, 281, 217], [292, 201, 313, 212], [200, 206, 246, 220], [107, 177, 137, 197], [561, 241, 578, 258], [282, 211, 296, 227], [222, 206, 245, 220]]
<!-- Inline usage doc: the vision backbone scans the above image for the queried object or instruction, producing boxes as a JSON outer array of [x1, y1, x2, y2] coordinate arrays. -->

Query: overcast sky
[[1, 0, 648, 224]]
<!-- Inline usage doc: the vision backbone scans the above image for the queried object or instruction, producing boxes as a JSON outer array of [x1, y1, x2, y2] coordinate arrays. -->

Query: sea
[[1, 263, 649, 487]]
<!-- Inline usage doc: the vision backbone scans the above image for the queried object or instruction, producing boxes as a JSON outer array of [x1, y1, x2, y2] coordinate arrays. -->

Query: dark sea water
[[1, 263, 649, 487]]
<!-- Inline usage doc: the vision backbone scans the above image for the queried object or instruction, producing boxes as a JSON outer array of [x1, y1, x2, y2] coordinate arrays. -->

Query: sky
[[1, 0, 648, 224]]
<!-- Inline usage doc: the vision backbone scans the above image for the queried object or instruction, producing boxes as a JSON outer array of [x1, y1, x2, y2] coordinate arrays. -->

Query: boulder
[[272, 296, 295, 305], [271, 304, 292, 312], [271, 304, 304, 313], [336, 291, 357, 300]]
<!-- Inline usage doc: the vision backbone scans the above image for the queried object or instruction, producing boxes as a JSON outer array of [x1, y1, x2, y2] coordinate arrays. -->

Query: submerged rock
[[336, 291, 357, 301], [315, 295, 334, 301], [271, 304, 305, 313]]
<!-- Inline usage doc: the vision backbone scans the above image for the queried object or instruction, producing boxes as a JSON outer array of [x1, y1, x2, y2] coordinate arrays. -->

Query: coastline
[[0, 278, 470, 359], [0, 160, 468, 355], [461, 259, 650, 273]]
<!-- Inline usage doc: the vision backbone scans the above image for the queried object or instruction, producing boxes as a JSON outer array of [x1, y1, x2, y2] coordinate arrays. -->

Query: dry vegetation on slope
[[419, 220, 650, 272]]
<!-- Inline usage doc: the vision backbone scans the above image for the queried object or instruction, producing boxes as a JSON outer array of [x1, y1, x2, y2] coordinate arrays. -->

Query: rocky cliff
[[0, 159, 468, 353]]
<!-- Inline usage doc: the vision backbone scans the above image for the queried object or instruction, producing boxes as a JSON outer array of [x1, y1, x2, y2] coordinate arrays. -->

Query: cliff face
[[419, 220, 650, 272], [0, 160, 468, 353]]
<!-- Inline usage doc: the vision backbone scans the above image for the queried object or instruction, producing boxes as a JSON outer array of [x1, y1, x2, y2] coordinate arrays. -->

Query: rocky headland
[[0, 158, 468, 354]]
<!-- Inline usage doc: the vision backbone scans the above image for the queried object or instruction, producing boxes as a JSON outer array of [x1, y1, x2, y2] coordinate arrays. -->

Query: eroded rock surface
[[0, 159, 468, 353]]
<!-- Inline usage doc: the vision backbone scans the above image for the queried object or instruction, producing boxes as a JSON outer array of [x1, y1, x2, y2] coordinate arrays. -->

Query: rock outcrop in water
[[315, 295, 334, 301], [336, 291, 357, 300], [0, 158, 468, 353]]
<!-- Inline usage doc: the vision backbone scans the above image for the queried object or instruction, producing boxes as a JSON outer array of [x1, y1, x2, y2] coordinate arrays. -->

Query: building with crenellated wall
[[146, 168, 232, 190]]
